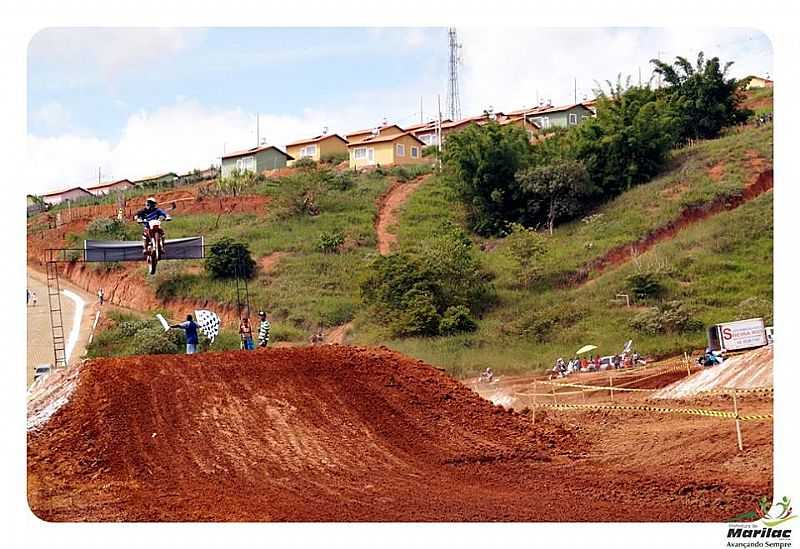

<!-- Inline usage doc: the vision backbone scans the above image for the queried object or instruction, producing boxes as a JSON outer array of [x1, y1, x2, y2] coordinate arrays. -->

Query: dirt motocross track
[[27, 346, 771, 522]]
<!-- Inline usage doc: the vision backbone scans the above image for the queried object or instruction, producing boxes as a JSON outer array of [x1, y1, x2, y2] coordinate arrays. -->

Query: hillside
[[371, 122, 773, 376], [28, 94, 773, 376]]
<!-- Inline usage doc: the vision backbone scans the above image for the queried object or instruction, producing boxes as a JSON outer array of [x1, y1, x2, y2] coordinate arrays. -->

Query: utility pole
[[420, 96, 423, 124], [98, 167, 101, 185], [256, 113, 260, 147], [437, 94, 443, 168], [446, 28, 462, 121]]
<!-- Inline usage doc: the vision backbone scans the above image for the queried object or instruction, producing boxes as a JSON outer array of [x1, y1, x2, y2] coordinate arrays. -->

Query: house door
[[367, 148, 375, 164]]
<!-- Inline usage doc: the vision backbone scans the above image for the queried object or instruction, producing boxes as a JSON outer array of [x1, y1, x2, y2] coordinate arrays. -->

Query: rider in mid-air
[[134, 197, 170, 255]]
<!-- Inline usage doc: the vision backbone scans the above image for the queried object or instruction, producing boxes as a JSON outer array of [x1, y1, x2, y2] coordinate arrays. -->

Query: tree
[[650, 52, 751, 142], [502, 223, 548, 289], [205, 238, 256, 279], [442, 122, 532, 236], [516, 160, 595, 234], [568, 80, 679, 197]]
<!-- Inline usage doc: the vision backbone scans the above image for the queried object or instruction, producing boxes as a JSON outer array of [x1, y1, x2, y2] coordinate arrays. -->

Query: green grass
[[354, 123, 773, 377], [79, 122, 773, 375]]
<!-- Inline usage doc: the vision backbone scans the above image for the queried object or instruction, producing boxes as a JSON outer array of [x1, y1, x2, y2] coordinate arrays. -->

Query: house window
[[301, 144, 317, 158], [411, 146, 419, 158], [537, 116, 550, 129], [568, 113, 578, 125], [353, 148, 367, 160], [367, 148, 375, 163], [396, 143, 405, 157]]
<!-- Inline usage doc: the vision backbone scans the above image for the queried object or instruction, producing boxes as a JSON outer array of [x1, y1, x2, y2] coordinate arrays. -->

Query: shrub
[[131, 326, 181, 355], [736, 296, 773, 325], [320, 152, 348, 165], [515, 160, 595, 233], [327, 171, 355, 191], [117, 319, 152, 338], [293, 157, 317, 169], [506, 304, 585, 343], [629, 300, 702, 335], [626, 271, 666, 301], [215, 170, 264, 197], [86, 217, 128, 240], [360, 224, 495, 337], [439, 305, 478, 335], [502, 223, 548, 289], [205, 238, 256, 279], [394, 288, 441, 337], [316, 231, 345, 254], [422, 145, 438, 157]]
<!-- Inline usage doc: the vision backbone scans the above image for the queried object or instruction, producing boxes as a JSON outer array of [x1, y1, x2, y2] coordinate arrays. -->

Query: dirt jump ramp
[[28, 346, 768, 521]]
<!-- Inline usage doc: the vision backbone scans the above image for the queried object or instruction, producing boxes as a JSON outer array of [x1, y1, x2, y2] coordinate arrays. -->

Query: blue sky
[[27, 27, 772, 193]]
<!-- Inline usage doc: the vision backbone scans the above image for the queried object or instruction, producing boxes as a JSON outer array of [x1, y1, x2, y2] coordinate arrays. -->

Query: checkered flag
[[194, 309, 221, 343]]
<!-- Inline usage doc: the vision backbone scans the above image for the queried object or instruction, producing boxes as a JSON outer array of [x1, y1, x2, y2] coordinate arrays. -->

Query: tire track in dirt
[[567, 162, 773, 287], [375, 175, 429, 255]]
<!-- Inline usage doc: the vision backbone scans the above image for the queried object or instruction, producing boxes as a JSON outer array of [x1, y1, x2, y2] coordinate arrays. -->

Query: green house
[[220, 145, 294, 177]]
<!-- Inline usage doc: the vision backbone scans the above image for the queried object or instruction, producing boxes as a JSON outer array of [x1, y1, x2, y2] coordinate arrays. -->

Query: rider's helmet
[[258, 310, 266, 318], [145, 197, 157, 208]]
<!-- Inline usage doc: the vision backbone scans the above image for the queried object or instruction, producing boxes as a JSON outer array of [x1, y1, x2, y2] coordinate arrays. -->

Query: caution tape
[[530, 402, 772, 421], [697, 386, 774, 397], [536, 380, 657, 393], [513, 389, 587, 397]]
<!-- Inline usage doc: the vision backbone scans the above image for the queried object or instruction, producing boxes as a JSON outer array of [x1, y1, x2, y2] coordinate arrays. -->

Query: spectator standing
[[257, 310, 271, 347], [239, 317, 255, 350], [98, 287, 105, 306], [170, 314, 199, 354]]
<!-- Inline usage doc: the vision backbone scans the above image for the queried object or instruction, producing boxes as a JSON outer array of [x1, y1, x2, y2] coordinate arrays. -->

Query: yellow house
[[345, 123, 404, 144], [347, 131, 427, 170], [285, 133, 349, 165]]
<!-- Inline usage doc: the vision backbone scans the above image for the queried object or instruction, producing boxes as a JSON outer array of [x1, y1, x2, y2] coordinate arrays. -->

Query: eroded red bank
[[27, 346, 771, 521]]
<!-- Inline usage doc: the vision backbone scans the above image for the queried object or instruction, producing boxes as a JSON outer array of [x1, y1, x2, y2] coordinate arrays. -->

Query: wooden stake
[[685, 351, 691, 377], [532, 381, 537, 427], [609, 373, 614, 402], [552, 384, 558, 404], [732, 390, 744, 452]]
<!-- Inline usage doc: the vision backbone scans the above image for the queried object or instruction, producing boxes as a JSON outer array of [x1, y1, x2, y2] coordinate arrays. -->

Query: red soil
[[27, 346, 771, 522], [375, 176, 429, 255], [567, 166, 773, 285]]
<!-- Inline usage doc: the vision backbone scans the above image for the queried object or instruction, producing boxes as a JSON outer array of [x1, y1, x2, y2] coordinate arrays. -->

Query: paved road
[[27, 269, 96, 387]]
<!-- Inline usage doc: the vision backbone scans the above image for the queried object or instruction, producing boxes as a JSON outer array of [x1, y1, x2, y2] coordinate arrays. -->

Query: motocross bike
[[137, 217, 170, 274]]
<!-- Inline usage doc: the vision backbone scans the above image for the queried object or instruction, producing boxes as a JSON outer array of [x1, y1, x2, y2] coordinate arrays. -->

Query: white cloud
[[31, 101, 72, 132], [26, 96, 425, 194], [28, 28, 206, 79], [456, 28, 772, 114]]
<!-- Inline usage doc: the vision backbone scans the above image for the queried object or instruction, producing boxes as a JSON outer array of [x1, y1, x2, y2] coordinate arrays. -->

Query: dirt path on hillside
[[567, 161, 772, 286], [375, 175, 429, 255], [27, 345, 771, 521]]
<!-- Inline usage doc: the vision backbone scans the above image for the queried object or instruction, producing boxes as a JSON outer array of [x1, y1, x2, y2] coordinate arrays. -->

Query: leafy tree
[[442, 122, 532, 236], [568, 80, 679, 196], [359, 224, 494, 337], [205, 238, 256, 279], [516, 160, 595, 234], [650, 52, 751, 142], [439, 305, 478, 335], [629, 300, 703, 335], [502, 223, 548, 289]]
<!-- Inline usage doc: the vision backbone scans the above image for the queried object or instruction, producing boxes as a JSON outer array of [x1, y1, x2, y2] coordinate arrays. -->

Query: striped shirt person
[[258, 310, 271, 347]]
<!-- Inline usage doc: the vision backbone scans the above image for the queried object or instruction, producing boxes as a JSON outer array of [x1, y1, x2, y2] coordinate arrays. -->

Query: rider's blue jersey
[[136, 207, 168, 224]]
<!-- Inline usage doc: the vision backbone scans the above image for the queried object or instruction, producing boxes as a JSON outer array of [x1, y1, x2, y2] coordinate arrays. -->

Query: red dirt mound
[[28, 346, 770, 522]]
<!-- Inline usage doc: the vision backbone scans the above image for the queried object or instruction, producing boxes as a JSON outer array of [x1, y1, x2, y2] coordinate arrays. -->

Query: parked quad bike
[[140, 217, 170, 275]]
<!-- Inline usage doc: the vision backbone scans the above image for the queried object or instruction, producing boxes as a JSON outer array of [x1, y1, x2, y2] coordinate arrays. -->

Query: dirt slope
[[376, 176, 429, 255], [28, 346, 770, 522], [651, 346, 773, 399]]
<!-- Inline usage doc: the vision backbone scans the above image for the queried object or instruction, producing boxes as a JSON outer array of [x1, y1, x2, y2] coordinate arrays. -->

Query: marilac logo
[[730, 496, 796, 528], [726, 496, 796, 547]]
